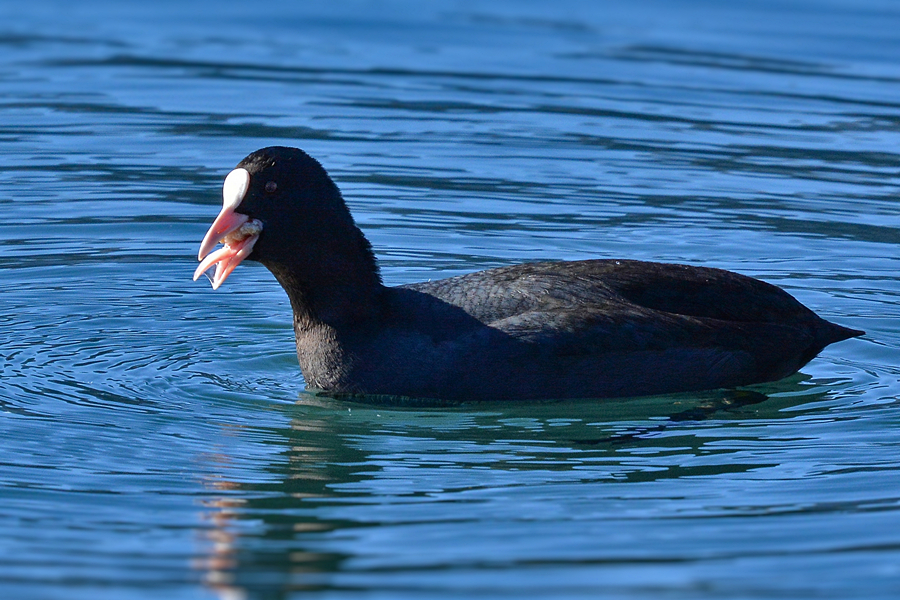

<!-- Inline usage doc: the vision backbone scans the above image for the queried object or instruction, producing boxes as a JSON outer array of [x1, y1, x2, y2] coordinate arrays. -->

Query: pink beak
[[193, 206, 262, 290]]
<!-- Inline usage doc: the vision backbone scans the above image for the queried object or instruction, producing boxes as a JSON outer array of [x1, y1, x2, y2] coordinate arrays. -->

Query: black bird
[[194, 146, 863, 402]]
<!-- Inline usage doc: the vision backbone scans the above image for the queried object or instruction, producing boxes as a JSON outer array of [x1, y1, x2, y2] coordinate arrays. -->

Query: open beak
[[193, 207, 262, 289], [194, 167, 262, 289]]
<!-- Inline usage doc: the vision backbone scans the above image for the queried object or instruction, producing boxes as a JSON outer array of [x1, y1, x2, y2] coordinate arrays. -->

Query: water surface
[[1, 1, 899, 598]]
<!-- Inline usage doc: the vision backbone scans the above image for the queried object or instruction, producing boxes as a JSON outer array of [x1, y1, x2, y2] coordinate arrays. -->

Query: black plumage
[[196, 146, 863, 402]]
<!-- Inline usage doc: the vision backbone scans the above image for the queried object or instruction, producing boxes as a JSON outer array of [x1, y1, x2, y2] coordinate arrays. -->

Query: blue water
[[2, 1, 899, 598]]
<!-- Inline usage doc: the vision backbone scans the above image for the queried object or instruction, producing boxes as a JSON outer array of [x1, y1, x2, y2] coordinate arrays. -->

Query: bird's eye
[[265, 181, 277, 193]]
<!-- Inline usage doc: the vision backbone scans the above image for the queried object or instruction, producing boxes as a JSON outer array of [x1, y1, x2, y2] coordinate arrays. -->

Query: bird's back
[[394, 259, 862, 399]]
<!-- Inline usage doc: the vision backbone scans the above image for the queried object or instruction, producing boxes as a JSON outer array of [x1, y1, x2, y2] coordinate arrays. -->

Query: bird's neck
[[263, 245, 385, 332], [267, 253, 384, 392]]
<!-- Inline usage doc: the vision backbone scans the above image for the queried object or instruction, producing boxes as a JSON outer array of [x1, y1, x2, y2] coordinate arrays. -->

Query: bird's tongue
[[194, 206, 262, 289]]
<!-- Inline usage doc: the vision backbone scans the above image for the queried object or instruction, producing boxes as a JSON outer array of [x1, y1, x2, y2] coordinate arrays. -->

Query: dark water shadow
[[193, 374, 844, 598]]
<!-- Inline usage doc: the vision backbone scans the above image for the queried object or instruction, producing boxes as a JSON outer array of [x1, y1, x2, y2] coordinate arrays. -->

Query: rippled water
[[2, 1, 899, 598]]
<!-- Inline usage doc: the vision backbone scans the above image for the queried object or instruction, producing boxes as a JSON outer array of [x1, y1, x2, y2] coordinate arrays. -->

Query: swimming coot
[[194, 146, 863, 401]]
